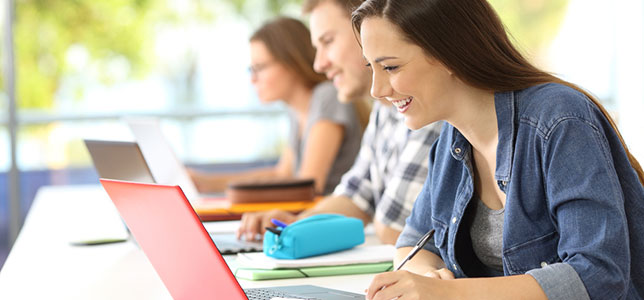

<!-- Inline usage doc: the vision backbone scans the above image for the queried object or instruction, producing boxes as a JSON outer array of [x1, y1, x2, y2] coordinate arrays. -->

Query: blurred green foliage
[[13, 0, 155, 109], [1, 0, 568, 111], [228, 0, 303, 16], [5, 0, 219, 110], [489, 0, 570, 60]]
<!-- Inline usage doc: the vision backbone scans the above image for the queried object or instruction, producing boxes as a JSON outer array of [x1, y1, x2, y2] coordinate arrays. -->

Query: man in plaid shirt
[[237, 0, 441, 244]]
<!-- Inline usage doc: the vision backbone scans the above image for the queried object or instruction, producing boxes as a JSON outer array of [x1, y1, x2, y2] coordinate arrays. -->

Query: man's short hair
[[302, 0, 364, 15]]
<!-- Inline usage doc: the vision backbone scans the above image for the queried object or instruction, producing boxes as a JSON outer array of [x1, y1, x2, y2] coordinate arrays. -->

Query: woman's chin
[[405, 118, 435, 131], [404, 119, 423, 130]]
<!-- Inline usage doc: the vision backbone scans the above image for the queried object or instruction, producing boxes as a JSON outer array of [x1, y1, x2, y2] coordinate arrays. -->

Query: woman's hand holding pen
[[423, 267, 455, 279], [367, 228, 455, 299], [365, 270, 456, 300]]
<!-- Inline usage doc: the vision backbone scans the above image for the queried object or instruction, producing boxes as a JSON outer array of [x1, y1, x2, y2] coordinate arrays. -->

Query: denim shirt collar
[[448, 90, 516, 191], [494, 90, 516, 189]]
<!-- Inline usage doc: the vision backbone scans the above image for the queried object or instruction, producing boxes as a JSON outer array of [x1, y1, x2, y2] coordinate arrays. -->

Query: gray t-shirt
[[470, 197, 505, 276], [288, 81, 362, 195]]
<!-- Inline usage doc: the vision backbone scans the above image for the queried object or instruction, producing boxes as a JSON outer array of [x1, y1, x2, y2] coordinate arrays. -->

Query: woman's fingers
[[366, 272, 398, 300]]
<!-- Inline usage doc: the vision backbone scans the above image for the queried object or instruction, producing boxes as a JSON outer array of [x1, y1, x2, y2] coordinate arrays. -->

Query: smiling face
[[360, 17, 456, 130], [249, 40, 298, 104], [309, 1, 371, 103]]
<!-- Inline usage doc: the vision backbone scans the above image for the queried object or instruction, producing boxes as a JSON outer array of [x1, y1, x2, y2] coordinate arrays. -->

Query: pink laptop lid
[[100, 179, 247, 300]]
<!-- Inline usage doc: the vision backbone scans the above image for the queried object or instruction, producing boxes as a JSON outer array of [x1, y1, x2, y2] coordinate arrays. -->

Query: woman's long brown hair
[[351, 0, 644, 185]]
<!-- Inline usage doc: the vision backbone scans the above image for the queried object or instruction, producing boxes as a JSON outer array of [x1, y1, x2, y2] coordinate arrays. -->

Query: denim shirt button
[[451, 217, 457, 224], [502, 181, 507, 186], [540, 261, 548, 268], [452, 264, 458, 271], [454, 148, 462, 154]]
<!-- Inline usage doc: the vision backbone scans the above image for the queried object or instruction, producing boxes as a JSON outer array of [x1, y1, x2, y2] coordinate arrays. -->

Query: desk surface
[[0, 185, 377, 299]]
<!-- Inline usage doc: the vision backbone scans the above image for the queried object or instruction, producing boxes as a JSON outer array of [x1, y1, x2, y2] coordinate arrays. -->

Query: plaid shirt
[[333, 101, 442, 230]]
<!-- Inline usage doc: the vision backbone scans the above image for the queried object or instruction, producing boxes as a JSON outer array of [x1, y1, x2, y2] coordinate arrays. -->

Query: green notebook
[[231, 261, 393, 281]]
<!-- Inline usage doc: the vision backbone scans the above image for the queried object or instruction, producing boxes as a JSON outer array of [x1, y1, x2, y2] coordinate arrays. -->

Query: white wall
[[615, 0, 644, 163], [548, 0, 644, 162]]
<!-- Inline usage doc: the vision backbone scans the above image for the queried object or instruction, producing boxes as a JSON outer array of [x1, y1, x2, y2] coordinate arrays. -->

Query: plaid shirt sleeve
[[334, 102, 442, 230], [375, 122, 441, 230], [332, 102, 381, 217]]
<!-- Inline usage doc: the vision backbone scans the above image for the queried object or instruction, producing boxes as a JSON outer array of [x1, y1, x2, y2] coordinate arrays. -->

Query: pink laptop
[[100, 179, 364, 300]]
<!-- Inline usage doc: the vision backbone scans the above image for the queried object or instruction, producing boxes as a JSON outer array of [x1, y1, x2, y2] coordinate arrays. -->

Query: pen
[[265, 227, 282, 236], [271, 218, 289, 229], [395, 229, 435, 271]]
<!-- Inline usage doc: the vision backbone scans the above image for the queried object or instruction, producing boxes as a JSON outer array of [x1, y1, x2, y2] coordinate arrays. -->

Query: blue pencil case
[[263, 214, 365, 259]]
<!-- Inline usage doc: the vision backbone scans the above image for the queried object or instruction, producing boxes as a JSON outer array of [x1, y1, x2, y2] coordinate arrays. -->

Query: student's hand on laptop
[[237, 209, 297, 241]]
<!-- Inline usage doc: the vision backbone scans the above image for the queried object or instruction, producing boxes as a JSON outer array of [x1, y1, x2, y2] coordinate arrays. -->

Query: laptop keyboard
[[210, 233, 263, 254], [244, 288, 320, 300]]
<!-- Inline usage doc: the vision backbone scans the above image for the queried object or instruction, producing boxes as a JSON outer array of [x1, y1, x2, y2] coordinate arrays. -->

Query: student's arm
[[189, 149, 294, 193], [366, 271, 547, 300], [372, 220, 401, 245], [373, 243, 546, 299], [236, 194, 370, 241], [298, 194, 371, 223], [532, 118, 631, 299], [297, 120, 345, 194], [369, 245, 548, 299], [394, 247, 449, 277]]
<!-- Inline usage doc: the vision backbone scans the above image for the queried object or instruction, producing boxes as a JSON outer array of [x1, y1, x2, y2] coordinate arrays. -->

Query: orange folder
[[192, 197, 322, 221]]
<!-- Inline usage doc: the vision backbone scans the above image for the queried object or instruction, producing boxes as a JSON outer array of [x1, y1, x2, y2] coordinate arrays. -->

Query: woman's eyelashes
[[364, 63, 399, 73], [382, 65, 399, 72]]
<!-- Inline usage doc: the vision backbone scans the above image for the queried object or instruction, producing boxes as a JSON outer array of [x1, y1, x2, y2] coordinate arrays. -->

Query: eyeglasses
[[248, 62, 274, 76]]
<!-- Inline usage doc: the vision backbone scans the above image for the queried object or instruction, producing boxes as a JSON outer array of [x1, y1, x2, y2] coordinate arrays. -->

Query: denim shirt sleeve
[[540, 113, 631, 299], [396, 223, 442, 257], [527, 263, 590, 300]]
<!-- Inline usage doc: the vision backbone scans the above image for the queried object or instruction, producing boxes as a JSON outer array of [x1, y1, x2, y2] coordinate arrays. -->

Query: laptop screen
[[100, 179, 247, 299], [84, 140, 156, 183]]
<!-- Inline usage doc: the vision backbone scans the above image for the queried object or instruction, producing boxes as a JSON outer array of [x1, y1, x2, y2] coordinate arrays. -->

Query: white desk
[[0, 185, 376, 299]]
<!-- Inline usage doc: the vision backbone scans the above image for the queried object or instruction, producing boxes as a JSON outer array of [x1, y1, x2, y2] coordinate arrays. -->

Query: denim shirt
[[397, 83, 644, 299]]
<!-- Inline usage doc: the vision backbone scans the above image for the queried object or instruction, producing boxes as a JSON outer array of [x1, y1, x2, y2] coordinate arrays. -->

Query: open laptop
[[84, 139, 262, 254], [125, 118, 203, 201], [84, 140, 155, 183], [100, 179, 364, 300]]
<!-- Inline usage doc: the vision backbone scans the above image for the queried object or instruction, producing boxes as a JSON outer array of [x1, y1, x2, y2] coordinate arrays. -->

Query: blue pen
[[271, 218, 289, 229]]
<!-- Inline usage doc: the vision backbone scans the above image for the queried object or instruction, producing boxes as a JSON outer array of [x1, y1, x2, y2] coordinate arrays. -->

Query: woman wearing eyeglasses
[[191, 17, 369, 195]]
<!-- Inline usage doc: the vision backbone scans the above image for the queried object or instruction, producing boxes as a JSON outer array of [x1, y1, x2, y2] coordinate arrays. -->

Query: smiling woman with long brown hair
[[352, 0, 644, 299]]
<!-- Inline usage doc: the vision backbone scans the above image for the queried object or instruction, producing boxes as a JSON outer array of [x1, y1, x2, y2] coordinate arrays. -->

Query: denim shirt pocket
[[503, 231, 561, 275]]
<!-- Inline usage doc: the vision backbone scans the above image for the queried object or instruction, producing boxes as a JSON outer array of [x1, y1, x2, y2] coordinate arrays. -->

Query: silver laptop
[[83, 139, 261, 254], [84, 140, 156, 183], [125, 118, 203, 201]]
